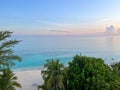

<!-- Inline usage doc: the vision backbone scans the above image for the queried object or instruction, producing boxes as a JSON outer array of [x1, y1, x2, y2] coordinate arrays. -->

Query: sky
[[0, 0, 120, 35]]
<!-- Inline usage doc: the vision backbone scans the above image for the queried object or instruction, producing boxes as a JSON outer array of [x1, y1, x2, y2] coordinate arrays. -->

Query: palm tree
[[0, 68, 21, 90], [0, 31, 22, 89], [62, 67, 69, 90], [39, 59, 65, 90], [0, 31, 22, 68]]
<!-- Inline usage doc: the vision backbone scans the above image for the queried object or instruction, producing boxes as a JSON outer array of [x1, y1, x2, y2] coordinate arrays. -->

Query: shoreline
[[15, 69, 44, 90], [13, 65, 45, 72]]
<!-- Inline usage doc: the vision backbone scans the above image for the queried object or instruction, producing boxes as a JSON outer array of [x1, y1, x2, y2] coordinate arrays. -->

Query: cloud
[[48, 30, 71, 33], [106, 25, 115, 33]]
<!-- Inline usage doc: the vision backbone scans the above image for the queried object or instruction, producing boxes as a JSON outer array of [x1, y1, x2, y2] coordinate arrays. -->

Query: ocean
[[12, 35, 120, 70]]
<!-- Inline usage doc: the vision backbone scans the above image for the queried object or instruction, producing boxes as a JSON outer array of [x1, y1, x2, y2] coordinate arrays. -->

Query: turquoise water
[[12, 35, 120, 70]]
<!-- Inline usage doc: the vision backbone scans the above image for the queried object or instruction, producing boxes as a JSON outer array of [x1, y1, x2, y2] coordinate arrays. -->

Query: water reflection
[[105, 36, 114, 49], [105, 35, 120, 64]]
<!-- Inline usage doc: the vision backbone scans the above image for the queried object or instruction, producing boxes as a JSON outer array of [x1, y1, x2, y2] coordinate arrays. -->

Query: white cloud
[[106, 25, 115, 33], [48, 30, 71, 33]]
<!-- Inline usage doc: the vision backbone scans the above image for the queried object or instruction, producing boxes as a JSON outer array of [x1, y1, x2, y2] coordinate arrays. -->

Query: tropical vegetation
[[111, 62, 120, 77], [0, 68, 21, 90], [39, 59, 65, 90], [39, 55, 120, 90], [0, 31, 22, 90], [68, 55, 120, 90]]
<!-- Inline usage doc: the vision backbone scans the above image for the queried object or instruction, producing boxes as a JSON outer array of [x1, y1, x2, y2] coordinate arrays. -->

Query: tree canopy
[[111, 62, 120, 77], [68, 55, 120, 90], [40, 55, 120, 90]]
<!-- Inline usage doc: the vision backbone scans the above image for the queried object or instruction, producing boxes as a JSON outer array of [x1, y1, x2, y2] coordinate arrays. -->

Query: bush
[[68, 55, 120, 90]]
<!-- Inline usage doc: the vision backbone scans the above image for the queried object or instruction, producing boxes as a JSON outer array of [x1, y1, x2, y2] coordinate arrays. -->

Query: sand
[[15, 69, 44, 90]]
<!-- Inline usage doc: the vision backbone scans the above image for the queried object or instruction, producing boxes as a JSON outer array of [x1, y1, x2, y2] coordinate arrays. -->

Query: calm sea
[[12, 35, 120, 70]]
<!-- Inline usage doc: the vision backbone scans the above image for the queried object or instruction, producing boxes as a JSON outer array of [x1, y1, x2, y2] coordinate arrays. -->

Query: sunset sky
[[0, 0, 120, 35]]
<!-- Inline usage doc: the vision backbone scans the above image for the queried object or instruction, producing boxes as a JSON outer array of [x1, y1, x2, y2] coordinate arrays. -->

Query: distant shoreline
[[13, 66, 44, 72], [13, 56, 119, 71]]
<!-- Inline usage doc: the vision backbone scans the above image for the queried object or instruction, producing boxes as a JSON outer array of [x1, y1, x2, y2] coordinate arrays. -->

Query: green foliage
[[40, 55, 120, 90], [0, 68, 21, 90], [0, 31, 21, 68], [39, 59, 65, 90], [0, 31, 22, 90], [111, 62, 120, 77], [68, 55, 120, 90]]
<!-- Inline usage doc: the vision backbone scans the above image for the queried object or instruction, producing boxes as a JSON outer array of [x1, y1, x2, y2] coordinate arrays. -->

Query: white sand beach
[[15, 70, 44, 90]]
